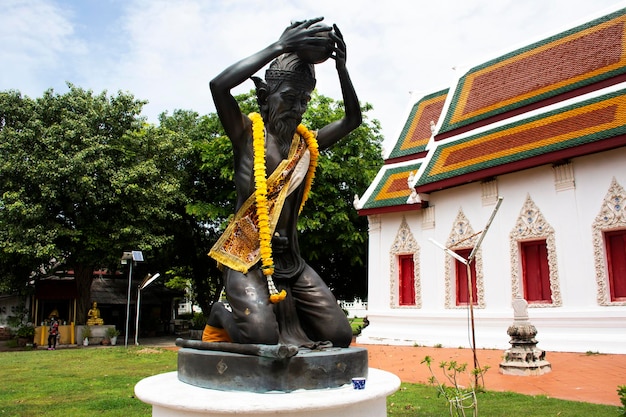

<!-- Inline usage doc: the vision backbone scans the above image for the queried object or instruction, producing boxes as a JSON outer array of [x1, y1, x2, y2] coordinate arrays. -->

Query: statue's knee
[[334, 326, 353, 348]]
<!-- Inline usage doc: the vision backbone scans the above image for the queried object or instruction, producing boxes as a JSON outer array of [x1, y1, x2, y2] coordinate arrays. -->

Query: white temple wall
[[359, 147, 626, 353]]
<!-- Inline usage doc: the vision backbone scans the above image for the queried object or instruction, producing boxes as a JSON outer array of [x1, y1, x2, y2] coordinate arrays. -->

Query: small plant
[[16, 324, 35, 338], [7, 303, 34, 340], [82, 326, 92, 339], [106, 327, 120, 338], [434, 343, 443, 348], [421, 355, 490, 417], [618, 385, 626, 417]]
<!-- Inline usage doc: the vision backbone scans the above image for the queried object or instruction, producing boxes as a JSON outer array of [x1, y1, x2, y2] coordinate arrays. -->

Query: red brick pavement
[[359, 343, 626, 406]]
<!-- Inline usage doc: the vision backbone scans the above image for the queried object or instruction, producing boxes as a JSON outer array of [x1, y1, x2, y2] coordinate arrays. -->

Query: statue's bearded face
[[266, 82, 312, 139]]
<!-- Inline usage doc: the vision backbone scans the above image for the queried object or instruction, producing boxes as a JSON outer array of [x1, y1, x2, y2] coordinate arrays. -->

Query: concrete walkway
[[138, 336, 625, 407]]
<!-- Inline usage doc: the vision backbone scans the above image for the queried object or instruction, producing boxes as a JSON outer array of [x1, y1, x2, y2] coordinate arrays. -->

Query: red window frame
[[398, 254, 415, 306], [454, 248, 477, 306], [605, 229, 626, 302], [520, 240, 552, 304]]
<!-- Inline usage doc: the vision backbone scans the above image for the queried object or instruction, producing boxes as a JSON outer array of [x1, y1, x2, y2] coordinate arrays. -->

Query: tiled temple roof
[[358, 162, 422, 213], [357, 6, 626, 215], [386, 89, 448, 162], [416, 87, 626, 192], [438, 8, 626, 137]]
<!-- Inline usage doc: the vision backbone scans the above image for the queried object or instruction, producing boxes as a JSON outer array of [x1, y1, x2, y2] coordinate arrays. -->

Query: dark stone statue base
[[177, 346, 368, 393]]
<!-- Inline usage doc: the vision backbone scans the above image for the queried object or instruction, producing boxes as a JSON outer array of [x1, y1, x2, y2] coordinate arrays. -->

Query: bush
[[16, 324, 35, 338], [618, 385, 626, 417], [190, 312, 206, 330]]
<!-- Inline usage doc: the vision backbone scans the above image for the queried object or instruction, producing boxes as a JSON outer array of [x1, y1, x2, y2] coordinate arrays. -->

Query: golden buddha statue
[[87, 301, 104, 325]]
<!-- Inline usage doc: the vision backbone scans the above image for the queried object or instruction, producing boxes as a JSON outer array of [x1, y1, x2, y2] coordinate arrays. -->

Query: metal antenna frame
[[429, 196, 503, 384]]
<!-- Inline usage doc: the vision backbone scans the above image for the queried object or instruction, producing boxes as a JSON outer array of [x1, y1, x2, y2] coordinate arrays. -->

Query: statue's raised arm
[[316, 24, 362, 150], [209, 17, 334, 144]]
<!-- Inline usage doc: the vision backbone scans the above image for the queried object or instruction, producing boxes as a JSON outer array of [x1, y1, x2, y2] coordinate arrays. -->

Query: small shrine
[[499, 297, 552, 376]]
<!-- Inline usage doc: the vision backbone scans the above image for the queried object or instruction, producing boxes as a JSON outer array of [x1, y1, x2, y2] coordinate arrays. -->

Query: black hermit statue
[[203, 17, 361, 349], [176, 18, 366, 392]]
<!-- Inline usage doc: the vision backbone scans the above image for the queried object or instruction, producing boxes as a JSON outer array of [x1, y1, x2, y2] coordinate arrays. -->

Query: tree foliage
[[0, 85, 189, 322], [0, 85, 383, 321], [300, 95, 383, 299]]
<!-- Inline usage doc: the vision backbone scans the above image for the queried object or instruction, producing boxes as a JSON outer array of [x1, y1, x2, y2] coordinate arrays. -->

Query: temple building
[[355, 5, 626, 354]]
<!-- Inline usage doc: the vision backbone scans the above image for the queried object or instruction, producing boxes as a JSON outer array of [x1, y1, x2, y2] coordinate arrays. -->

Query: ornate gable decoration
[[389, 217, 421, 308], [360, 162, 422, 210], [439, 8, 626, 134], [444, 209, 485, 309], [592, 177, 626, 306], [388, 89, 448, 160], [509, 194, 562, 307]]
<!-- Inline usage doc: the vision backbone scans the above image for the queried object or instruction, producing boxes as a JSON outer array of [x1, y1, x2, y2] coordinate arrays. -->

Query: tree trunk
[[74, 263, 94, 324]]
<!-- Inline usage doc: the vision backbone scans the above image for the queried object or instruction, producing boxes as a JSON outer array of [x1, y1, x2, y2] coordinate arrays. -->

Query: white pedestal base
[[135, 368, 400, 417]]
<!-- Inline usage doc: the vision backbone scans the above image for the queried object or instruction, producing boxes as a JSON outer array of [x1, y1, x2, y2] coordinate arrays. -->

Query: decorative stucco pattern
[[592, 177, 626, 306], [509, 194, 562, 307], [389, 217, 421, 308], [444, 209, 485, 309], [360, 162, 423, 210]]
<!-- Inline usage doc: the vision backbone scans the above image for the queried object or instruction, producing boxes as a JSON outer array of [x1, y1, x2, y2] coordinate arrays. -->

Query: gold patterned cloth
[[209, 132, 311, 273]]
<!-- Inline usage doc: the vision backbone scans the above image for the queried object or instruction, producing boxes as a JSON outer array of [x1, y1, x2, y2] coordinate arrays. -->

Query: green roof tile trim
[[361, 162, 422, 209], [388, 89, 448, 159], [417, 87, 626, 187], [439, 8, 626, 134]]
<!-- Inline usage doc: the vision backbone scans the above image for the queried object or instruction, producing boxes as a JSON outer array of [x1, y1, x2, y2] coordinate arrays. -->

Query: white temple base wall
[[357, 309, 626, 354]]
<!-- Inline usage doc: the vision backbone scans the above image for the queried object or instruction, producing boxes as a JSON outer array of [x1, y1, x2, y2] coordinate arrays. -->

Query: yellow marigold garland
[[296, 123, 319, 214], [249, 112, 318, 304]]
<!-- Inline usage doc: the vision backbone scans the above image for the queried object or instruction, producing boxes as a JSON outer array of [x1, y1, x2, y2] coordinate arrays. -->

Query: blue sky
[[2, 0, 623, 154]]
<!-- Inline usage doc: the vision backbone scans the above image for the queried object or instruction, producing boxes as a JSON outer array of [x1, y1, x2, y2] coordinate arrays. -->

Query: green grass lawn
[[0, 347, 177, 417], [349, 317, 364, 334], [388, 383, 620, 417], [0, 346, 620, 417]]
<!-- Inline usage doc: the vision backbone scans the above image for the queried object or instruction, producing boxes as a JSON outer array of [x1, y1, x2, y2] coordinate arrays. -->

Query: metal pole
[[135, 287, 141, 345], [466, 261, 478, 387], [468, 196, 503, 262], [124, 261, 133, 348]]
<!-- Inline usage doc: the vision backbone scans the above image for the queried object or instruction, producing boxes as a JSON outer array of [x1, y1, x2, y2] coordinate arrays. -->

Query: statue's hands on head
[[329, 24, 347, 71], [279, 17, 335, 64]]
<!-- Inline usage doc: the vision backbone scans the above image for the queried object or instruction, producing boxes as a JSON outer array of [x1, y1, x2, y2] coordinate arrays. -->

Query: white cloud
[[2, 0, 624, 152], [0, 0, 87, 95]]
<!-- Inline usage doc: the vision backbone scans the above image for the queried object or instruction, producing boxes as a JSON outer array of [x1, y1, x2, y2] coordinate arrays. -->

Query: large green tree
[[0, 85, 189, 323], [0, 86, 382, 322]]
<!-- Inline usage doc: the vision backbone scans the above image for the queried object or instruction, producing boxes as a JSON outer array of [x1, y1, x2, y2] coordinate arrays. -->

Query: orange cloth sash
[[201, 324, 232, 343]]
